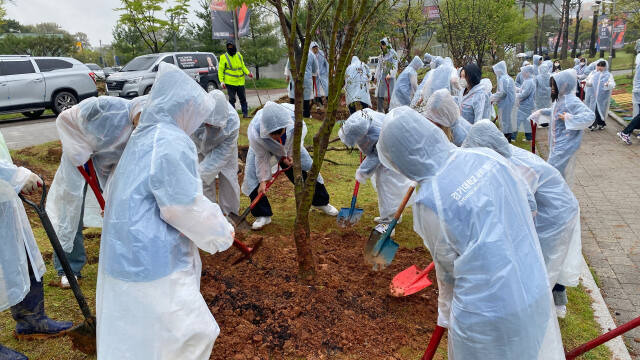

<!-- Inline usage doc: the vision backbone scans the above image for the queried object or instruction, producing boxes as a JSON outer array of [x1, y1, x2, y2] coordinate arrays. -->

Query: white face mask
[[459, 78, 468, 89]]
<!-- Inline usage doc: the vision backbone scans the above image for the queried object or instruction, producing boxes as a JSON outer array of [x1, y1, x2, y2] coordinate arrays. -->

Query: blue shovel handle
[[372, 185, 415, 256]]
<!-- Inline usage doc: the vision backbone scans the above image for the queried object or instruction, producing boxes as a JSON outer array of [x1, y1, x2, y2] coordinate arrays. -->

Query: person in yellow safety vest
[[218, 41, 253, 118]]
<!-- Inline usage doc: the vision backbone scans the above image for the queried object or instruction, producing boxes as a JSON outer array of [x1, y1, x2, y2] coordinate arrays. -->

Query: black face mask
[[227, 46, 237, 56]]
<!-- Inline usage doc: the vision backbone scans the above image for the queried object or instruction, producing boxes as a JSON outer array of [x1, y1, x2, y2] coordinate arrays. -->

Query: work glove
[[248, 73, 254, 78], [21, 173, 42, 195], [221, 82, 226, 89]]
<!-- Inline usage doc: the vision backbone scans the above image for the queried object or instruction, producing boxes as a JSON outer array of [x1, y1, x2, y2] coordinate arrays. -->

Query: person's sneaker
[[555, 305, 567, 319], [251, 216, 271, 230], [589, 125, 598, 131], [60, 275, 78, 289], [313, 204, 339, 216], [617, 132, 632, 145], [374, 223, 395, 237], [598, 124, 606, 130]]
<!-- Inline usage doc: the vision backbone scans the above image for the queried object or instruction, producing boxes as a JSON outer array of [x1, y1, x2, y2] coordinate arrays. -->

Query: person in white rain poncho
[[128, 94, 148, 126], [338, 109, 413, 224], [46, 96, 134, 288], [529, 69, 595, 186], [582, 59, 599, 105], [390, 56, 423, 109], [515, 60, 530, 87], [0, 130, 73, 360], [491, 61, 517, 141], [411, 56, 443, 107], [242, 102, 338, 230], [420, 89, 471, 146], [376, 106, 564, 360], [535, 61, 552, 110], [616, 54, 640, 145], [458, 63, 489, 125], [374, 37, 398, 113], [515, 64, 536, 141], [191, 90, 240, 215], [344, 56, 372, 115], [311, 42, 329, 105], [532, 54, 543, 75], [479, 78, 495, 120], [413, 59, 459, 112], [97, 63, 235, 360], [585, 59, 615, 130], [285, 51, 318, 118], [463, 120, 583, 318]]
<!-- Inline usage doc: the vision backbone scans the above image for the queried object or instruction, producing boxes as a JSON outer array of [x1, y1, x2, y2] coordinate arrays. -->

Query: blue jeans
[[53, 185, 87, 277]]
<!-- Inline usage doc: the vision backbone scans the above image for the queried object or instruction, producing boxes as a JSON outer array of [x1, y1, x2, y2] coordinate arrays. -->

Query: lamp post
[[589, 2, 599, 57]]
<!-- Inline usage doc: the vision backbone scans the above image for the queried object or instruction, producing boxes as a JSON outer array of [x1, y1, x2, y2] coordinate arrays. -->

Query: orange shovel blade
[[390, 262, 435, 297]]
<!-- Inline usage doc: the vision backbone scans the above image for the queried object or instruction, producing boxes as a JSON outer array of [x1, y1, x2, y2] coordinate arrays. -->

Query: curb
[[579, 256, 632, 359], [609, 111, 627, 128]]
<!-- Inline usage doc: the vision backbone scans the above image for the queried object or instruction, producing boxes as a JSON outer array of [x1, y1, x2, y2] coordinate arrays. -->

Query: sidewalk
[[538, 123, 640, 358]]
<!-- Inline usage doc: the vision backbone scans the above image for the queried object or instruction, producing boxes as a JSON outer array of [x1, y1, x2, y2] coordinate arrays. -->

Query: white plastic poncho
[[515, 60, 529, 87], [423, 53, 433, 65], [414, 62, 456, 113], [634, 54, 640, 118], [535, 62, 552, 110], [479, 78, 495, 120], [411, 56, 443, 107], [97, 63, 235, 360], [421, 88, 471, 146], [458, 81, 489, 125], [462, 120, 582, 287], [390, 56, 423, 109], [285, 53, 318, 100], [582, 59, 600, 105], [191, 90, 240, 215], [491, 61, 517, 135], [0, 131, 46, 312], [47, 97, 134, 251], [532, 54, 543, 75], [531, 69, 595, 185], [128, 95, 148, 124], [345, 56, 372, 106], [241, 102, 321, 195], [311, 42, 329, 97], [516, 65, 536, 134], [376, 106, 564, 360], [374, 37, 398, 99], [338, 109, 413, 219], [585, 60, 615, 120]]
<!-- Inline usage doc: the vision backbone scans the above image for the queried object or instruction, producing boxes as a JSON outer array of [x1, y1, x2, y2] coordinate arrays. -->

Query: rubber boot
[[0, 344, 28, 360], [10, 268, 73, 340]]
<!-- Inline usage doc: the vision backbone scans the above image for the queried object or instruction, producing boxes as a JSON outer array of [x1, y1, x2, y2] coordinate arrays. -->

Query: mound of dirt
[[202, 230, 438, 359]]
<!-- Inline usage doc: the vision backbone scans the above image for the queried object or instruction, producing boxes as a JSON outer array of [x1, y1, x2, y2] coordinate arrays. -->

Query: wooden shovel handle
[[394, 186, 415, 220]]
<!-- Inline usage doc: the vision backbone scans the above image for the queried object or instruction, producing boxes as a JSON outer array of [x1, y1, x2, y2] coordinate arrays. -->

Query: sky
[[5, 0, 203, 46]]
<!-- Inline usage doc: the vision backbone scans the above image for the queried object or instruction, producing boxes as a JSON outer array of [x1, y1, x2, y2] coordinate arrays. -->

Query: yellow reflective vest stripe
[[218, 52, 250, 86]]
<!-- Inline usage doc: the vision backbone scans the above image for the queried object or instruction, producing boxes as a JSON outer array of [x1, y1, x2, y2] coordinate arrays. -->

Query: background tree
[[570, 0, 582, 58], [117, 0, 190, 53], [240, 6, 286, 79], [389, 0, 435, 64], [187, 0, 226, 54], [112, 21, 149, 64], [559, 0, 571, 59]]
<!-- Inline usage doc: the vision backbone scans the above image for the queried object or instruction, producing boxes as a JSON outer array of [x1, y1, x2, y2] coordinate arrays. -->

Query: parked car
[[105, 52, 219, 98], [85, 63, 105, 80], [103, 66, 122, 78], [0, 55, 98, 118]]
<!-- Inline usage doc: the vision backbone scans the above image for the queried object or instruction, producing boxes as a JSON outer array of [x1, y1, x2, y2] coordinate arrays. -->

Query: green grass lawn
[[0, 109, 55, 122], [251, 77, 288, 90], [0, 108, 612, 359], [610, 52, 635, 71]]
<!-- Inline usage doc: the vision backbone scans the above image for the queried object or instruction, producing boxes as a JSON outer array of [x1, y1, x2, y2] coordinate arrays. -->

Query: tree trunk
[[255, 66, 260, 80], [553, 2, 564, 58], [540, 2, 547, 54], [534, 2, 540, 55], [589, 6, 599, 57], [520, 0, 527, 53], [560, 0, 570, 59], [571, 1, 582, 58]]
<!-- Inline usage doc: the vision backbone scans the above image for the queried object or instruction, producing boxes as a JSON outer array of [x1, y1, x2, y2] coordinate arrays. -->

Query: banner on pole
[[598, 15, 627, 51], [211, 0, 250, 40]]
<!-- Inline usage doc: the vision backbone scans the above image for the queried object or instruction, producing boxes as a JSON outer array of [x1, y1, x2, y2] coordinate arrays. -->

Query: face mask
[[227, 46, 237, 56], [554, 63, 560, 67], [458, 78, 468, 89], [580, 61, 586, 66]]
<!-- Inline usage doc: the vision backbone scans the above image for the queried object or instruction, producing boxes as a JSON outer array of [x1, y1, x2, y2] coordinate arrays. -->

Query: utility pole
[[589, 1, 599, 57], [232, 8, 240, 52], [608, 0, 615, 66]]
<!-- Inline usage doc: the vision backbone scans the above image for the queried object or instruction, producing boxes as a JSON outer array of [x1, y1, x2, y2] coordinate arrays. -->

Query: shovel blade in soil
[[390, 263, 434, 297], [228, 212, 251, 231], [336, 207, 363, 228], [363, 229, 399, 270], [232, 237, 264, 265], [67, 317, 97, 355]]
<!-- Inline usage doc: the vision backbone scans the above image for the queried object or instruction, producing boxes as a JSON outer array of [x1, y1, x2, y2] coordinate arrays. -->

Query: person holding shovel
[[373, 37, 398, 113], [376, 106, 565, 359], [338, 108, 414, 225], [218, 41, 253, 118], [242, 101, 338, 230], [311, 42, 329, 106], [0, 131, 73, 360]]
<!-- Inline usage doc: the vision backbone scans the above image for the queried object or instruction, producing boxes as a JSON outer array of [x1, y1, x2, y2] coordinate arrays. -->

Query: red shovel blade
[[390, 262, 435, 297]]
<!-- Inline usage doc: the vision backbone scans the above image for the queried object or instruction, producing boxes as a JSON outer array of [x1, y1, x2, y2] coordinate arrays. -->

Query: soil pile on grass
[[202, 230, 438, 359]]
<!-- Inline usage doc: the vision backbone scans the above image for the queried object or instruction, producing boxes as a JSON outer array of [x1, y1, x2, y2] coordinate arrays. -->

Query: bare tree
[[571, 0, 582, 58]]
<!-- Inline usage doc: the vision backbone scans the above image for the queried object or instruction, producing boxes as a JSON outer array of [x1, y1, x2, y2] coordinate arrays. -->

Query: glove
[[21, 173, 42, 194], [248, 73, 254, 78], [527, 109, 541, 122], [221, 82, 226, 89], [355, 170, 368, 184]]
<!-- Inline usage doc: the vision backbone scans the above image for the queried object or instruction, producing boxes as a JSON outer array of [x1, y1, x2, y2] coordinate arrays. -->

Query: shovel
[[390, 262, 435, 297], [363, 185, 415, 270], [421, 325, 446, 360], [530, 119, 537, 154], [337, 152, 364, 227], [250, 75, 263, 108], [76, 159, 104, 209], [19, 180, 96, 355]]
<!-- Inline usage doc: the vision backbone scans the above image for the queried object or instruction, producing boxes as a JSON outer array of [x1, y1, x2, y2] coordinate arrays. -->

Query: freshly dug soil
[[202, 231, 439, 359]]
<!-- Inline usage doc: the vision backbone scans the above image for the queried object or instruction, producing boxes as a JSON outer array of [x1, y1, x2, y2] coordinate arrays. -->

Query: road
[[0, 89, 288, 150]]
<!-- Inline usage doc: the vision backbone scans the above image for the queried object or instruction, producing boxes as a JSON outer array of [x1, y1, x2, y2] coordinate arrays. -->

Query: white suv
[[0, 55, 98, 119]]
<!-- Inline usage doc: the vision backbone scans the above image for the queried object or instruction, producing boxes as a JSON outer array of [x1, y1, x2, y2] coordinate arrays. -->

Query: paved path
[[0, 89, 288, 150], [539, 122, 640, 357], [612, 69, 633, 76]]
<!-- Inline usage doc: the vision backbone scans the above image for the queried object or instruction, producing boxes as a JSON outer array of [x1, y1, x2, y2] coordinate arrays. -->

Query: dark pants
[[227, 84, 248, 117], [348, 101, 370, 115], [289, 98, 311, 118], [249, 164, 330, 217], [622, 105, 640, 135], [592, 105, 606, 127]]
